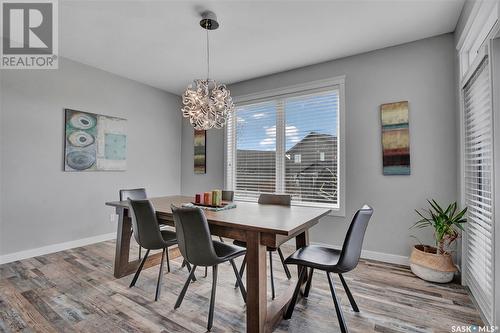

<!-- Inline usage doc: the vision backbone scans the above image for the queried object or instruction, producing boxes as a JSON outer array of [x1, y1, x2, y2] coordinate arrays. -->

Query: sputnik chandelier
[[181, 11, 234, 130]]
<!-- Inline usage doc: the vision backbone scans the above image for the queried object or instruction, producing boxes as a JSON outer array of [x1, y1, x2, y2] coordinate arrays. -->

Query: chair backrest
[[127, 199, 165, 250], [222, 190, 234, 202], [258, 193, 291, 206], [337, 205, 373, 272], [120, 188, 147, 201], [170, 205, 220, 266]]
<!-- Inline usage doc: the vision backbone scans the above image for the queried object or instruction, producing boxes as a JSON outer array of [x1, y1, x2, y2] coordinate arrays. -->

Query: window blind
[[463, 56, 494, 324], [233, 101, 277, 201], [227, 88, 340, 208], [285, 92, 339, 206]]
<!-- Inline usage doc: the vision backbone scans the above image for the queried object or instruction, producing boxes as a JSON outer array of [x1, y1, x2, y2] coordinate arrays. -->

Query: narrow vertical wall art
[[380, 101, 410, 175], [194, 129, 206, 174]]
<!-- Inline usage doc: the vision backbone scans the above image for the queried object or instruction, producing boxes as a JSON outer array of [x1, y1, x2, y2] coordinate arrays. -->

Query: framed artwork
[[64, 109, 127, 171], [381, 101, 410, 175], [194, 129, 206, 174]]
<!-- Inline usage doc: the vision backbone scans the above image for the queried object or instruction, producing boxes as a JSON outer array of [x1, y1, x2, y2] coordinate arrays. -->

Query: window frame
[[224, 76, 346, 216], [457, 1, 498, 80], [457, 1, 499, 323]]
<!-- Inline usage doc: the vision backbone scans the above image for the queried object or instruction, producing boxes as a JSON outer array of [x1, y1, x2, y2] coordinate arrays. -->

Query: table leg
[[295, 230, 309, 290], [246, 231, 267, 333], [114, 207, 132, 278], [264, 230, 311, 332]]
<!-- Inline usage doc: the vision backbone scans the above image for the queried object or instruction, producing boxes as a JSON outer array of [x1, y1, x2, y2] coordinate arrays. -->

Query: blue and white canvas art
[[64, 109, 127, 171]]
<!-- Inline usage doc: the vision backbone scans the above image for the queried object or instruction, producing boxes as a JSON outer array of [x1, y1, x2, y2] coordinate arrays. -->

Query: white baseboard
[[0, 235, 409, 267], [311, 242, 410, 266], [0, 232, 116, 265]]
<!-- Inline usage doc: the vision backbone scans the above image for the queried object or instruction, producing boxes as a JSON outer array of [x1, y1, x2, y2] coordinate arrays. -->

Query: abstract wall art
[[380, 101, 411, 175], [194, 129, 206, 174], [64, 109, 127, 171]]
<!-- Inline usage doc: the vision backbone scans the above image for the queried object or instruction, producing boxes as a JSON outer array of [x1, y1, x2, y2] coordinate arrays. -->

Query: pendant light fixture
[[181, 11, 234, 130]]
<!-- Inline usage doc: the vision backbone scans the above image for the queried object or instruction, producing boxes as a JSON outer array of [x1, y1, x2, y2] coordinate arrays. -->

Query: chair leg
[[327, 272, 348, 333], [175, 265, 197, 309], [138, 246, 142, 260], [218, 236, 224, 242], [269, 251, 275, 300], [165, 247, 171, 273], [129, 249, 150, 288], [229, 259, 247, 302], [155, 248, 166, 301], [207, 265, 218, 331], [304, 268, 314, 298], [235, 254, 247, 288], [277, 248, 292, 280], [338, 273, 359, 312], [284, 267, 306, 319], [205, 267, 208, 278], [182, 260, 197, 282]]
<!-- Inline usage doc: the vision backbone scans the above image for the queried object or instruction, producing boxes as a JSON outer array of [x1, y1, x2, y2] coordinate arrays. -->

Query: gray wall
[[180, 34, 457, 259], [0, 58, 182, 255], [180, 120, 225, 195]]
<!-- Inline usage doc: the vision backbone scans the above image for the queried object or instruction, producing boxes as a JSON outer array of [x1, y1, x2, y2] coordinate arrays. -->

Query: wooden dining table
[[106, 195, 331, 333]]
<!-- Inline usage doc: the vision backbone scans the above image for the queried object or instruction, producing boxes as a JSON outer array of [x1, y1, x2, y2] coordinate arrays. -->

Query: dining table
[[105, 195, 331, 333]]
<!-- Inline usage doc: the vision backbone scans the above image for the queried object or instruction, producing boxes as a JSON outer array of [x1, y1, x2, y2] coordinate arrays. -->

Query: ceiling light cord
[[206, 22, 210, 81]]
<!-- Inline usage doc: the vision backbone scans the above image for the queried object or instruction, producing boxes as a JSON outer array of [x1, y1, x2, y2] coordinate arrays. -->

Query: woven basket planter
[[409, 245, 457, 283]]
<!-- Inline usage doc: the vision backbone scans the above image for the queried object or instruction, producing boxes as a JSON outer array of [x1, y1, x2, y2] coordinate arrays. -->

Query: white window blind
[[463, 55, 494, 324], [232, 101, 277, 200], [226, 88, 340, 208]]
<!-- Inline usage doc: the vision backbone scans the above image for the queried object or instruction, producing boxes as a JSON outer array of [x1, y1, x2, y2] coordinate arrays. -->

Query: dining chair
[[120, 188, 147, 259], [283, 205, 374, 333], [171, 205, 247, 331], [203, 190, 235, 278], [222, 190, 234, 202], [233, 193, 292, 299], [127, 198, 184, 301]]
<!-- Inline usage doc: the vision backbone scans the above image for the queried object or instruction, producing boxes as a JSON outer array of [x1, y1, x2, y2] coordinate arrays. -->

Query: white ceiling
[[60, 0, 465, 95]]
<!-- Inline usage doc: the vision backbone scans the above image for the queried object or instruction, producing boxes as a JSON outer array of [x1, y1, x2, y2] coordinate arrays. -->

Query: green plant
[[411, 200, 467, 255]]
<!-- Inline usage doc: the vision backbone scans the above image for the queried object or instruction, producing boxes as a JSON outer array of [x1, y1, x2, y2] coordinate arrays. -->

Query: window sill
[[234, 198, 345, 217], [296, 205, 345, 217]]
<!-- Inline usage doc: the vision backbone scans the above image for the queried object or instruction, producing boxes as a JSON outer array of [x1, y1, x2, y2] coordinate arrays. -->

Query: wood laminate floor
[[0, 240, 483, 333]]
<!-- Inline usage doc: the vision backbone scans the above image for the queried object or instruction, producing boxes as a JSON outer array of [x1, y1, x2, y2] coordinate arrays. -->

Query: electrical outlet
[[110, 213, 118, 223]]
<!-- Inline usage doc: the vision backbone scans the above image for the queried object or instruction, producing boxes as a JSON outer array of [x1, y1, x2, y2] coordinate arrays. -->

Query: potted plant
[[409, 199, 467, 283]]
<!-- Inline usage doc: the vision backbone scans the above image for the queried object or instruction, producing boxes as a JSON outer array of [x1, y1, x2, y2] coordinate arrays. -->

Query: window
[[462, 54, 494, 324], [457, 1, 498, 79], [225, 78, 345, 212]]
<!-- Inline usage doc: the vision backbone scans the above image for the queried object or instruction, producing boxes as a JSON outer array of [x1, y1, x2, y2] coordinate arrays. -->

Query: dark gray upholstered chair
[[233, 193, 292, 299], [171, 205, 247, 331], [202, 190, 235, 278], [200, 190, 238, 278], [283, 205, 374, 333], [222, 190, 234, 202], [127, 198, 190, 301], [120, 188, 147, 259], [120, 188, 147, 201]]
